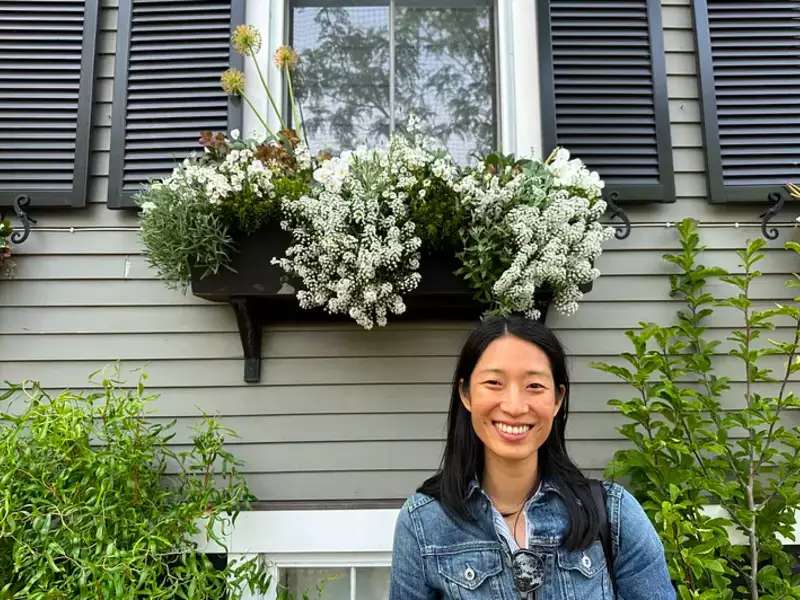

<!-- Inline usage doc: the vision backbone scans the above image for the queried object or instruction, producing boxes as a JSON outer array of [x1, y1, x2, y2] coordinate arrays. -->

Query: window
[[279, 566, 390, 599], [200, 509, 396, 600], [289, 0, 497, 165], [247, 0, 542, 162]]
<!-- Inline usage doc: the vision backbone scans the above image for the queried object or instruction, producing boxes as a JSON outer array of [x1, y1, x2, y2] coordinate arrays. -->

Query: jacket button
[[464, 567, 476, 581], [581, 554, 592, 569]]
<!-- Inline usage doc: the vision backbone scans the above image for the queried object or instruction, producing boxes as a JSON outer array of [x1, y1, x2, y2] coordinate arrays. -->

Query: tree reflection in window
[[291, 0, 496, 165]]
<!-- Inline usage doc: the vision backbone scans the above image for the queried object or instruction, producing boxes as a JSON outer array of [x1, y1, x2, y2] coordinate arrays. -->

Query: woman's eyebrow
[[477, 368, 549, 376]]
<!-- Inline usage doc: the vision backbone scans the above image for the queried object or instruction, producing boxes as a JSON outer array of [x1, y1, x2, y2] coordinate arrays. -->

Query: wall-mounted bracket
[[230, 297, 262, 383], [0, 194, 37, 245], [606, 192, 631, 240], [759, 191, 786, 240]]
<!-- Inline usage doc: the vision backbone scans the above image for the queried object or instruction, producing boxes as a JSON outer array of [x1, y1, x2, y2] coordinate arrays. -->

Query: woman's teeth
[[494, 422, 532, 435]]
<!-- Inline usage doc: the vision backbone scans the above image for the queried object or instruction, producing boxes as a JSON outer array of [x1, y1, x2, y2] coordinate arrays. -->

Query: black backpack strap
[[589, 479, 615, 594]]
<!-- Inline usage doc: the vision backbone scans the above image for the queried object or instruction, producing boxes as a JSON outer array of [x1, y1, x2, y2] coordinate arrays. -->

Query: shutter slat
[[694, 0, 800, 202], [108, 0, 244, 208], [0, 0, 97, 207]]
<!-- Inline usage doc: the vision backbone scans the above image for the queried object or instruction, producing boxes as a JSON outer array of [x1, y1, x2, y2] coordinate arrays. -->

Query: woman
[[389, 316, 674, 599]]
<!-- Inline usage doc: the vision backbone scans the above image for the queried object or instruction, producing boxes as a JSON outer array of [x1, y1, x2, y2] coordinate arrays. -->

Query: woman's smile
[[492, 420, 534, 441]]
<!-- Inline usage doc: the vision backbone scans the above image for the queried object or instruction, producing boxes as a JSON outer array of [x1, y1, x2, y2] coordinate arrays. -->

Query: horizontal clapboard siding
[[693, 0, 800, 202], [0, 0, 99, 207], [1, 0, 799, 503], [1, 275, 797, 305], [5, 328, 800, 360]]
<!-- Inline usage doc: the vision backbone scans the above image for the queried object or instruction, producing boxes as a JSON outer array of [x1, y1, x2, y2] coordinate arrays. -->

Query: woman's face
[[460, 334, 565, 465]]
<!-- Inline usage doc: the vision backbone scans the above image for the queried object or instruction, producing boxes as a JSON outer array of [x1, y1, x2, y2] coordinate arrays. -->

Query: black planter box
[[190, 224, 576, 382]]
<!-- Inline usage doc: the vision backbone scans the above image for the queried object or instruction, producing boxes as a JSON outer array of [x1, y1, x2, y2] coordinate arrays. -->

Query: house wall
[[1, 0, 798, 504]]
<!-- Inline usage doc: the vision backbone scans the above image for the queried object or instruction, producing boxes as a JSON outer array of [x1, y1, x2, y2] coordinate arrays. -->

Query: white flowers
[[274, 144, 423, 329], [457, 147, 613, 320], [546, 147, 605, 197], [160, 146, 274, 207], [139, 117, 612, 327]]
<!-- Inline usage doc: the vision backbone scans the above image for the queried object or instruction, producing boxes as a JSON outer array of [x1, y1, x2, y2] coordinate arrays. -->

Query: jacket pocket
[[435, 546, 503, 596], [556, 540, 612, 599]]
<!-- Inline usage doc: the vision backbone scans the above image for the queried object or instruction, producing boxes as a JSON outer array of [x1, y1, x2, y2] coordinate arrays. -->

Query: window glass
[[280, 566, 391, 599], [291, 0, 496, 164]]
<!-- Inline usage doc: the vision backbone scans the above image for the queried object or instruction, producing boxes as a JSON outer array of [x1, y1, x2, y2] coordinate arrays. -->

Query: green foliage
[[593, 218, 800, 600], [407, 171, 465, 255], [136, 183, 236, 290], [0, 216, 13, 278], [0, 368, 273, 599]]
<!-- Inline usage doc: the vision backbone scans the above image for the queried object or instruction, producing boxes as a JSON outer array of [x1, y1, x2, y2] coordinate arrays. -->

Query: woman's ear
[[554, 384, 566, 416], [459, 378, 471, 412]]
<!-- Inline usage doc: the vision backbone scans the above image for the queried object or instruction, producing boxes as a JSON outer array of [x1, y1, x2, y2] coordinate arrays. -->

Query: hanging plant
[[456, 147, 614, 320], [136, 24, 313, 290]]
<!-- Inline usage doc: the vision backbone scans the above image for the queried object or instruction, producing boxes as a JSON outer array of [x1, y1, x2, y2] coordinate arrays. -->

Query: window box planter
[[190, 224, 592, 382]]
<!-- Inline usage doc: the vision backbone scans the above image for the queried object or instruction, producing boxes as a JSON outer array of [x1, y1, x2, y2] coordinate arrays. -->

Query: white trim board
[[195, 507, 800, 556], [195, 509, 398, 558]]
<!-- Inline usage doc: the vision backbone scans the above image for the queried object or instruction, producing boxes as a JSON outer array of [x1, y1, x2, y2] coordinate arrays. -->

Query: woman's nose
[[500, 386, 528, 415]]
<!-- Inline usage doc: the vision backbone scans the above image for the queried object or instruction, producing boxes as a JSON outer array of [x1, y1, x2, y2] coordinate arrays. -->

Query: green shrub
[[0, 367, 272, 599], [593, 219, 800, 600]]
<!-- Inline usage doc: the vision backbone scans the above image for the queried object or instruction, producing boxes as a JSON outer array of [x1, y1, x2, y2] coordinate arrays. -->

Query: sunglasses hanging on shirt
[[511, 548, 545, 598]]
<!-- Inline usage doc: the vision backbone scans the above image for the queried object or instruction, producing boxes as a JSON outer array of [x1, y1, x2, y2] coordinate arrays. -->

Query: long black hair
[[417, 315, 601, 551]]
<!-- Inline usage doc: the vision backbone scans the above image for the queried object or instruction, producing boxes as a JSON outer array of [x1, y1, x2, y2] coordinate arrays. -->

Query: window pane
[[292, 4, 391, 154], [355, 567, 390, 599], [394, 0, 495, 165], [283, 567, 350, 600], [291, 0, 496, 163]]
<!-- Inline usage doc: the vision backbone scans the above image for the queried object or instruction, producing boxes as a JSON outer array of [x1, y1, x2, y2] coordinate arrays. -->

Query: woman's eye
[[484, 380, 501, 386], [527, 383, 544, 390]]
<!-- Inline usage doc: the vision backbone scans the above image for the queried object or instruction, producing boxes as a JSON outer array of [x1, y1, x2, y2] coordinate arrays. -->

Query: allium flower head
[[273, 46, 299, 70], [231, 24, 262, 55], [220, 68, 245, 95]]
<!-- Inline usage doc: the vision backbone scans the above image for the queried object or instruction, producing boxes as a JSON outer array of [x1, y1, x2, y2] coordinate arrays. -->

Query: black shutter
[[538, 0, 674, 203], [693, 0, 800, 203], [0, 0, 99, 208], [108, 0, 244, 209]]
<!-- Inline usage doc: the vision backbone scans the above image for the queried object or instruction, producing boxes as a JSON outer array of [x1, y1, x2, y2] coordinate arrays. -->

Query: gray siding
[[1, 0, 798, 502]]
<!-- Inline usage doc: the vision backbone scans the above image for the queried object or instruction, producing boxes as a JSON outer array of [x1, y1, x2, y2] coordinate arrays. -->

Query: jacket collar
[[466, 474, 561, 502]]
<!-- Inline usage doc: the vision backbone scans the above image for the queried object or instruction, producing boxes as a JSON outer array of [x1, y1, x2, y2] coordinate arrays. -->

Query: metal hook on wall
[[1, 194, 37, 245], [758, 191, 786, 240], [606, 191, 631, 240]]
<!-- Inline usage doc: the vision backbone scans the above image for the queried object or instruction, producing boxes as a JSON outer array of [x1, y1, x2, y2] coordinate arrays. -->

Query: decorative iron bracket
[[606, 192, 631, 240], [758, 191, 786, 240], [0, 194, 37, 244], [230, 297, 262, 383]]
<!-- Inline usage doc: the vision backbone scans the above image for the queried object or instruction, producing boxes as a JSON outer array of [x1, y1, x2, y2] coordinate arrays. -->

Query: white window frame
[[196, 509, 397, 600], [244, 0, 544, 159]]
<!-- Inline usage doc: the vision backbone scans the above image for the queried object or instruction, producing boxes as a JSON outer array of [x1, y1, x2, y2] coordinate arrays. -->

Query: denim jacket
[[389, 479, 675, 600]]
